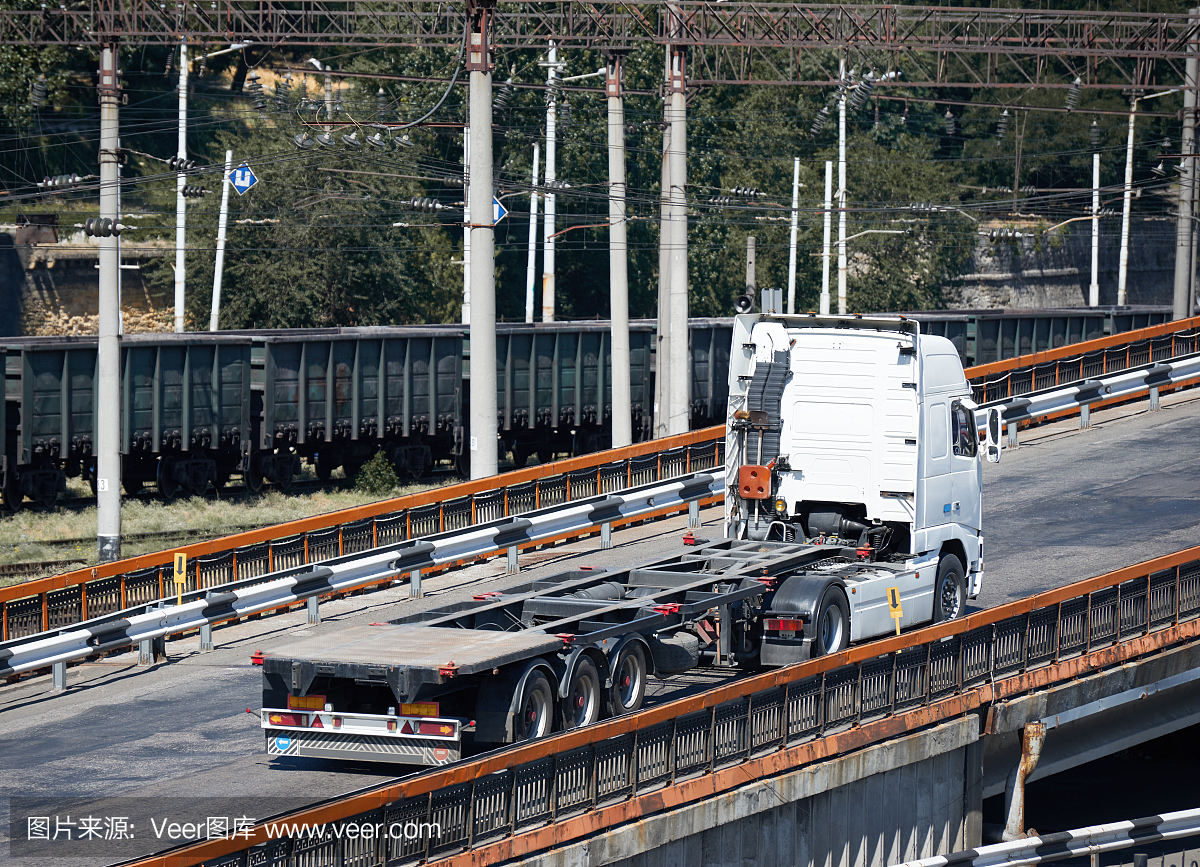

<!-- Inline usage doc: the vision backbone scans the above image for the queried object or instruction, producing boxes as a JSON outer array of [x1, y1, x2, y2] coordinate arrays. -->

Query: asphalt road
[[0, 391, 1197, 865]]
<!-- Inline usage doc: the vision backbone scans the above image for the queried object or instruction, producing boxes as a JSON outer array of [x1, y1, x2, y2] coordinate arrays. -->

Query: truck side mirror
[[984, 407, 1002, 463]]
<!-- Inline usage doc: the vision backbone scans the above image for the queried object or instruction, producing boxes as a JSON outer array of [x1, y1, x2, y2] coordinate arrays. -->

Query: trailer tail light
[[267, 712, 305, 727], [765, 618, 803, 635], [387, 719, 398, 732], [332, 716, 342, 729], [419, 722, 456, 737]]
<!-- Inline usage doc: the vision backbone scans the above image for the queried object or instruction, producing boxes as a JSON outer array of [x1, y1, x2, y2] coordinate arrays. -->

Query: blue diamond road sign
[[230, 162, 259, 195], [493, 197, 507, 224]]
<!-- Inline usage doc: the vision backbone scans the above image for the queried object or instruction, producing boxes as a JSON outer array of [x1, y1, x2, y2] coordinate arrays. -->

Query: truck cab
[[724, 313, 1000, 647]]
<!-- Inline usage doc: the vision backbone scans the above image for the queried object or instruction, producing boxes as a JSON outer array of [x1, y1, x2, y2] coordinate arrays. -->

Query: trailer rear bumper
[[265, 729, 460, 766]]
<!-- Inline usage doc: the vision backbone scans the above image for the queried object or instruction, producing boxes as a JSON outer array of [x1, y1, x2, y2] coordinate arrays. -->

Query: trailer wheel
[[608, 644, 647, 716], [514, 672, 554, 741], [561, 657, 601, 730], [934, 554, 966, 623], [813, 587, 850, 657]]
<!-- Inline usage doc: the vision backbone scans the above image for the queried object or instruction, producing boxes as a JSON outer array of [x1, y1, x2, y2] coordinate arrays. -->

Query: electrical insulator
[[198, 52, 207, 78], [40, 173, 81, 188], [84, 217, 120, 237], [341, 131, 362, 148], [412, 197, 442, 213], [30, 73, 48, 109], [708, 196, 733, 207], [443, 176, 465, 188], [996, 109, 1009, 140], [183, 185, 209, 198], [732, 187, 761, 198], [809, 105, 830, 135], [274, 72, 293, 111], [376, 87, 388, 118], [848, 79, 872, 113], [246, 70, 267, 113], [1090, 120, 1101, 150], [167, 156, 196, 172], [944, 110, 956, 136], [493, 77, 514, 112], [558, 98, 572, 128], [1066, 77, 1082, 113], [164, 46, 176, 77]]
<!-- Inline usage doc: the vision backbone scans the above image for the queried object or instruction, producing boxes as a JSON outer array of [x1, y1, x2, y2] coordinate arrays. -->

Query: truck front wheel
[[514, 672, 555, 741], [608, 644, 647, 715], [813, 587, 850, 656], [561, 658, 601, 730], [934, 554, 966, 622]]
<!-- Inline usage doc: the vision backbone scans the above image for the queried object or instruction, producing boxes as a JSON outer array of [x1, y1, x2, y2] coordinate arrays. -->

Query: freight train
[[0, 306, 1167, 510]]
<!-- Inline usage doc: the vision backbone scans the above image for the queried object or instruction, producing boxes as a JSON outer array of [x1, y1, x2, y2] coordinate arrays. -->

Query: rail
[[0, 429, 724, 643], [5, 314, 1200, 645], [115, 543, 1200, 867]]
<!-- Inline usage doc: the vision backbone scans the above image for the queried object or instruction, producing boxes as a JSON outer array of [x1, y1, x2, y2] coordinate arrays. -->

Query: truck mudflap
[[262, 708, 461, 766]]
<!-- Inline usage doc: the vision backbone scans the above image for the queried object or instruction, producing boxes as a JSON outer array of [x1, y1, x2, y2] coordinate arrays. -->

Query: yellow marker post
[[887, 587, 903, 636], [173, 552, 187, 607]]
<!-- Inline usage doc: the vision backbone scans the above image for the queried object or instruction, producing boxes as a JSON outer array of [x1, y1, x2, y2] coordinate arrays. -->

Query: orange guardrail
[[114, 541, 1200, 867]]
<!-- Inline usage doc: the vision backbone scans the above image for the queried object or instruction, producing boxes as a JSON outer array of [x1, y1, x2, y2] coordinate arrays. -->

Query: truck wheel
[[813, 587, 850, 656], [514, 672, 554, 741], [561, 657, 601, 730], [608, 644, 647, 716], [934, 554, 966, 622]]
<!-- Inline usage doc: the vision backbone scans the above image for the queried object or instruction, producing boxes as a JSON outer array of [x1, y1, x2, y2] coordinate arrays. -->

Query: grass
[[0, 468, 445, 587]]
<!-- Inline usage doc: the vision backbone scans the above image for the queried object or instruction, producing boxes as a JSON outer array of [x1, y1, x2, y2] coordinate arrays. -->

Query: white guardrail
[[980, 349, 1200, 431], [0, 472, 722, 679], [895, 806, 1200, 867]]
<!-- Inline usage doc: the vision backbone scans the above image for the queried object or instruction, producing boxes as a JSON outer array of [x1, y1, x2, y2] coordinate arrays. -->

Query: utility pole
[[524, 141, 539, 323], [1091, 147, 1101, 307], [821, 160, 833, 315], [1175, 12, 1199, 321], [666, 8, 689, 436], [209, 149, 233, 330], [746, 236, 756, 304], [837, 58, 848, 315], [655, 48, 671, 440], [607, 53, 632, 448], [173, 37, 188, 333], [97, 46, 122, 561], [467, 0, 498, 479], [786, 157, 799, 314], [541, 41, 559, 322], [462, 127, 470, 324]]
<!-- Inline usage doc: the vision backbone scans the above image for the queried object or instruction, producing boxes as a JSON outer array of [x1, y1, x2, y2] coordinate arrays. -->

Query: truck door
[[949, 399, 981, 531], [921, 399, 952, 530]]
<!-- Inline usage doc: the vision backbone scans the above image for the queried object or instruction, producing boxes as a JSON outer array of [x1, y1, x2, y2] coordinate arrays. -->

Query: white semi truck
[[260, 314, 1002, 765], [724, 312, 1002, 657]]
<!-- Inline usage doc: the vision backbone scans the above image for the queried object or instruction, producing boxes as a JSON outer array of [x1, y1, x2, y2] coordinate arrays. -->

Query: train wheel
[[536, 447, 554, 465], [157, 457, 179, 501], [243, 455, 264, 494], [2, 469, 22, 512], [315, 451, 335, 482], [454, 451, 470, 477], [561, 657, 601, 731], [123, 478, 143, 496], [510, 445, 529, 469]]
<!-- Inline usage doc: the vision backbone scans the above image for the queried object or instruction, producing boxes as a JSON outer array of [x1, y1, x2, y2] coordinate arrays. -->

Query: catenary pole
[[821, 160, 833, 315], [787, 157, 800, 314], [666, 8, 689, 435], [1175, 14, 1199, 320], [467, 1, 497, 479], [607, 54, 632, 448], [97, 46, 122, 561], [541, 41, 559, 322], [209, 149, 233, 330], [837, 58, 848, 315], [173, 38, 188, 332], [655, 52, 671, 440], [524, 141, 539, 323]]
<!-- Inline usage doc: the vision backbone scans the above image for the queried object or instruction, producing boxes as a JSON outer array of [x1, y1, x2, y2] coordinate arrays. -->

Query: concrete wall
[[947, 218, 1183, 310], [515, 717, 982, 867]]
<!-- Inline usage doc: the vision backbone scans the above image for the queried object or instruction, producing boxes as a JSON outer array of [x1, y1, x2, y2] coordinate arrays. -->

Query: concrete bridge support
[[513, 717, 982, 867]]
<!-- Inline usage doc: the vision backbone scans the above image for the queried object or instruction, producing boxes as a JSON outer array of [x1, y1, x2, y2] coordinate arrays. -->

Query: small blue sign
[[275, 736, 291, 750], [230, 162, 259, 196], [493, 197, 507, 224]]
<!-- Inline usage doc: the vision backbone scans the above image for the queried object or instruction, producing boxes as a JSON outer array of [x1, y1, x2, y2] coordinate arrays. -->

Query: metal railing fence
[[0, 437, 724, 642], [123, 544, 1200, 867]]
